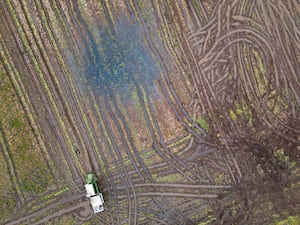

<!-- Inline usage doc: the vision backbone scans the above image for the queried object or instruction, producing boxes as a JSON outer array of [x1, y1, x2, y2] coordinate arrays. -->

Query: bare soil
[[0, 1, 299, 225]]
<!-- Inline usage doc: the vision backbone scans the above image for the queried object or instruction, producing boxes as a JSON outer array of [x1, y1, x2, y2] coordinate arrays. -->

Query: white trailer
[[85, 173, 104, 213]]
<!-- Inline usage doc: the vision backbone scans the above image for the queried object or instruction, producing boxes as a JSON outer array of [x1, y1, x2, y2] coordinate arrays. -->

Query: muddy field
[[0, 0, 300, 225]]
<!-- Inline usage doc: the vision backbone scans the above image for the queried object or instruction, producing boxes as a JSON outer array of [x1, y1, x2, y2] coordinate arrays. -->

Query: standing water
[[69, 15, 159, 97]]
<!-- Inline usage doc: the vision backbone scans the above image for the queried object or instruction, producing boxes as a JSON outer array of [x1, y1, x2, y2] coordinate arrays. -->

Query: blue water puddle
[[69, 16, 159, 99]]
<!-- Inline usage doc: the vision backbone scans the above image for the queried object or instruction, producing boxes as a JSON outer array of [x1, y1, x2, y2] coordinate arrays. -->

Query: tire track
[[70, 4, 139, 222], [3, 0, 81, 181], [17, 0, 85, 177], [5, 193, 86, 225]]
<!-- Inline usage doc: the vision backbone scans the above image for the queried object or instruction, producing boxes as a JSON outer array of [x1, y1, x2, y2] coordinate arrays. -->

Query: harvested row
[[1, 0, 300, 224]]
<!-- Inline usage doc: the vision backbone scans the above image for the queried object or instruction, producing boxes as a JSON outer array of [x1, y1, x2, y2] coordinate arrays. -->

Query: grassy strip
[[0, 56, 24, 200], [41, 187, 69, 201], [275, 216, 300, 225], [20, 0, 86, 175], [167, 133, 192, 149], [0, 139, 16, 223], [6, 0, 82, 177], [0, 52, 51, 197], [0, 36, 56, 178], [44, 1, 71, 48], [6, 0, 72, 176]]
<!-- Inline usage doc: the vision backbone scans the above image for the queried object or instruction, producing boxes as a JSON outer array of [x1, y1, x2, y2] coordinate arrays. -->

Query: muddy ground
[[0, 0, 300, 225]]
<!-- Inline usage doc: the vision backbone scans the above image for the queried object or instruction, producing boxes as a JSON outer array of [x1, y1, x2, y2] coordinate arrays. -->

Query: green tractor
[[85, 173, 104, 213]]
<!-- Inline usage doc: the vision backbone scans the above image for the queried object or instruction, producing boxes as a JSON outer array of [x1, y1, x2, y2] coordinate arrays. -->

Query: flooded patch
[[70, 16, 158, 97]]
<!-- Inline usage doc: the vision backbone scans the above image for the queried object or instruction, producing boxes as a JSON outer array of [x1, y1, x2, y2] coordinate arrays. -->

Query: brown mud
[[0, 0, 299, 225]]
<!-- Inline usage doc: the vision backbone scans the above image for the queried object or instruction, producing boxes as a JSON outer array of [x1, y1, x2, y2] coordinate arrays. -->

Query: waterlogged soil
[[0, 1, 300, 225], [78, 17, 159, 96]]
